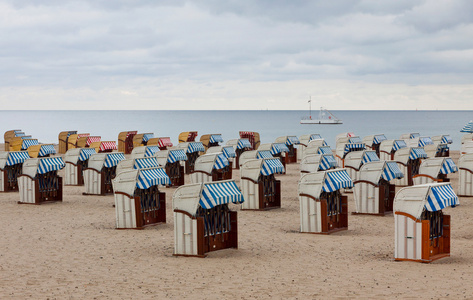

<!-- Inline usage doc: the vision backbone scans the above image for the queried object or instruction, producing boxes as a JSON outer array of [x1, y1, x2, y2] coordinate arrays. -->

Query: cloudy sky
[[1, 0, 472, 110]]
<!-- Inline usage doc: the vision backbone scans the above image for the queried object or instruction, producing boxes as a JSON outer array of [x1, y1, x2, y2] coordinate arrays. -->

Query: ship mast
[[308, 96, 312, 118]]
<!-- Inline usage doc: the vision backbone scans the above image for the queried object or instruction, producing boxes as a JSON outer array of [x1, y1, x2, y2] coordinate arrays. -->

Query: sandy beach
[[0, 146, 472, 299]]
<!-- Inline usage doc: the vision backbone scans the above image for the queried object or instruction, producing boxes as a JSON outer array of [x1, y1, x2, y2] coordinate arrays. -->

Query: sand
[[0, 147, 472, 299]]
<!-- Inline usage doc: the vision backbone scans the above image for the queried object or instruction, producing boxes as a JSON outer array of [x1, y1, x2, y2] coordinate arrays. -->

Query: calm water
[[0, 110, 471, 150]]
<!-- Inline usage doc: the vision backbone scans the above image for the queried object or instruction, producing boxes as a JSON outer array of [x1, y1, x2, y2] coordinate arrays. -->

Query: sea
[[0, 110, 471, 150]]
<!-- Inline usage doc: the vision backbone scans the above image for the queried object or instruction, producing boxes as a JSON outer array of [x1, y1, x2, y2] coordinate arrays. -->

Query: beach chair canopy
[[158, 137, 173, 148], [256, 150, 273, 159], [87, 153, 125, 172], [299, 169, 353, 200], [226, 138, 252, 150], [241, 158, 285, 182], [344, 150, 379, 169], [275, 136, 300, 146], [301, 154, 338, 173], [259, 143, 290, 155], [460, 120, 473, 133], [177, 142, 205, 154], [142, 133, 155, 142], [335, 142, 366, 158], [131, 146, 160, 159], [155, 149, 188, 165], [400, 133, 420, 140], [380, 139, 407, 154], [37, 144, 56, 157], [173, 180, 244, 216], [358, 161, 404, 185], [348, 136, 363, 144], [394, 183, 459, 219], [22, 157, 65, 178], [179, 131, 198, 143], [0, 151, 31, 169], [299, 134, 323, 146], [394, 147, 428, 164], [417, 137, 434, 147], [417, 157, 458, 178], [209, 134, 224, 143], [194, 153, 230, 174], [133, 157, 160, 169], [21, 139, 39, 150], [459, 153, 473, 172], [65, 148, 96, 164], [112, 167, 170, 197]]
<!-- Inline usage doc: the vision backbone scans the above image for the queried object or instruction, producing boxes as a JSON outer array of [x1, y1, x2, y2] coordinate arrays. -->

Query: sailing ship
[[300, 98, 342, 124]]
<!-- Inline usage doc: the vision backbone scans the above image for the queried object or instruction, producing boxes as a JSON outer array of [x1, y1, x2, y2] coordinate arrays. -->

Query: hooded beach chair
[[258, 143, 290, 174], [394, 183, 458, 263], [430, 135, 452, 157], [117, 131, 137, 154], [335, 132, 356, 149], [237, 149, 273, 168], [64, 148, 96, 186], [300, 154, 338, 174], [393, 147, 428, 186], [154, 137, 173, 150], [363, 134, 387, 157], [353, 161, 404, 215], [190, 153, 232, 183], [240, 158, 285, 210], [4, 130, 25, 151], [299, 169, 353, 234], [412, 157, 458, 185], [112, 167, 170, 229], [27, 144, 56, 158], [274, 136, 300, 164], [344, 150, 380, 183], [77, 135, 101, 148], [400, 132, 420, 141], [115, 156, 161, 176], [175, 142, 205, 174], [178, 131, 198, 143], [298, 134, 323, 160], [155, 149, 187, 187], [225, 138, 252, 169], [239, 131, 260, 150], [303, 140, 330, 159], [458, 153, 473, 197], [379, 139, 407, 161], [18, 157, 65, 204], [173, 180, 244, 257], [334, 137, 366, 167], [9, 136, 37, 152], [0, 151, 31, 192], [200, 134, 224, 151], [58, 131, 77, 154], [83, 152, 125, 195]]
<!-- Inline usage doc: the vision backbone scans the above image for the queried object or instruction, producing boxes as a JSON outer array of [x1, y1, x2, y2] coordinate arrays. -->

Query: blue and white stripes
[[349, 137, 363, 143], [322, 169, 353, 192], [460, 120, 473, 133], [418, 137, 434, 147], [344, 143, 365, 155], [38, 145, 56, 157], [145, 146, 160, 157], [237, 139, 252, 149], [168, 149, 188, 163], [409, 148, 428, 160], [317, 146, 333, 155], [441, 135, 453, 144], [222, 146, 236, 158], [309, 134, 322, 141], [134, 157, 160, 169], [270, 143, 290, 155], [187, 142, 205, 153], [213, 154, 229, 170], [104, 153, 125, 168], [393, 140, 407, 151], [286, 136, 300, 146], [373, 134, 387, 145], [136, 168, 170, 189], [440, 158, 458, 175], [142, 133, 154, 142], [319, 155, 337, 171], [381, 162, 404, 182], [37, 157, 65, 175], [256, 150, 273, 159], [22, 139, 38, 150], [261, 158, 285, 175], [210, 134, 224, 143], [5, 151, 30, 166], [79, 148, 96, 161], [425, 184, 459, 212], [362, 151, 380, 164], [199, 181, 244, 209]]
